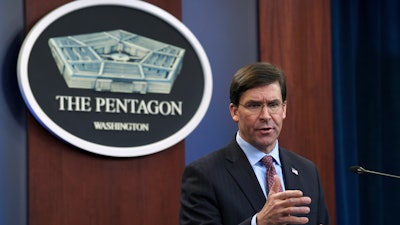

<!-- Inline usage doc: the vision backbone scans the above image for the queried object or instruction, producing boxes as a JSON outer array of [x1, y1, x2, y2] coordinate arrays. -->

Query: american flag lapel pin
[[291, 167, 299, 176]]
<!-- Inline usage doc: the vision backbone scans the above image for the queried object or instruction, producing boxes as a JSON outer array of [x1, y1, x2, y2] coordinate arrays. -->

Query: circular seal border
[[17, 0, 212, 157]]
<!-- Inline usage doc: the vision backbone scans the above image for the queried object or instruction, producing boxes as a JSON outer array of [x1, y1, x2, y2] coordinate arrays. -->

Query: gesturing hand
[[256, 175, 311, 225]]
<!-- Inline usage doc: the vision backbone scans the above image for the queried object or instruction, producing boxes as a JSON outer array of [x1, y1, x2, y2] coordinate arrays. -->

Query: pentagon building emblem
[[48, 29, 185, 94], [17, 0, 212, 157]]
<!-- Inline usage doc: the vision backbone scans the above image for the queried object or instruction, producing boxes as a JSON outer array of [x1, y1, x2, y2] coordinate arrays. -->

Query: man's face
[[229, 81, 286, 153]]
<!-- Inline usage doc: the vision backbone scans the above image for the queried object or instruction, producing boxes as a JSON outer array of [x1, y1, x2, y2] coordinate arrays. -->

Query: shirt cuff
[[251, 214, 258, 225]]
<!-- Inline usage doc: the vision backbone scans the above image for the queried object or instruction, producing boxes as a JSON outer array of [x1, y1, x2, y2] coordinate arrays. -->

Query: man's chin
[[253, 140, 277, 153]]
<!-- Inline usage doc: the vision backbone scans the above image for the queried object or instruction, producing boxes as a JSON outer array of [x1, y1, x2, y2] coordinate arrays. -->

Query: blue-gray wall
[[183, 0, 258, 163], [0, 0, 27, 224], [0, 0, 257, 223]]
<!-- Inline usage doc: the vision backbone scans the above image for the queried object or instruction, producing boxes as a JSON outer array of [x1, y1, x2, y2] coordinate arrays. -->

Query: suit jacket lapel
[[223, 140, 266, 212], [279, 148, 302, 190]]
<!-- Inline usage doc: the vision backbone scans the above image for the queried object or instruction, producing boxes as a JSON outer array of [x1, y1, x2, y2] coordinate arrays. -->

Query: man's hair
[[229, 62, 287, 106]]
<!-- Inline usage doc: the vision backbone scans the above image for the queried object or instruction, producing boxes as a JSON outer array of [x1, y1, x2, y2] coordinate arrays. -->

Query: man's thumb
[[270, 175, 282, 193]]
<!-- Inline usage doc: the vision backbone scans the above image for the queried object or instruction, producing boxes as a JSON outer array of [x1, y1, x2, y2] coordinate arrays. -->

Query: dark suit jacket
[[180, 139, 330, 225]]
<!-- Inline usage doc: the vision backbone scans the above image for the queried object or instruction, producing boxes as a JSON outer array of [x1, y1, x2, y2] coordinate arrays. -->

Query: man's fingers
[[286, 206, 310, 215]]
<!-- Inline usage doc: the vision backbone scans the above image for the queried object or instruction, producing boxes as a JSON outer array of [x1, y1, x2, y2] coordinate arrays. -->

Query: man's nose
[[259, 105, 271, 119]]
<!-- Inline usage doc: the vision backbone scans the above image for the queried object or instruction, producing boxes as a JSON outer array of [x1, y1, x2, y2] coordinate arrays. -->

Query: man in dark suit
[[180, 62, 330, 225]]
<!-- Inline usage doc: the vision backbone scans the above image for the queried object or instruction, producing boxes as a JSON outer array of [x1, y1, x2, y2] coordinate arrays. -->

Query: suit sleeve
[[318, 173, 330, 225], [314, 166, 330, 225]]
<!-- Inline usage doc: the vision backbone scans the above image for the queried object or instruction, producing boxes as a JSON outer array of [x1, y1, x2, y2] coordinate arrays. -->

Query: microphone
[[349, 166, 400, 179]]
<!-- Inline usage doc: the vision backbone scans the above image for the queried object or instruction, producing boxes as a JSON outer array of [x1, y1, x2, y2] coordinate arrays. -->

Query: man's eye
[[268, 102, 279, 108], [246, 103, 262, 109]]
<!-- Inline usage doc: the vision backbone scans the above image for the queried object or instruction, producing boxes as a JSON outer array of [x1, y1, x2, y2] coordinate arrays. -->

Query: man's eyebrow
[[246, 99, 281, 103], [268, 99, 281, 103], [243, 100, 262, 104]]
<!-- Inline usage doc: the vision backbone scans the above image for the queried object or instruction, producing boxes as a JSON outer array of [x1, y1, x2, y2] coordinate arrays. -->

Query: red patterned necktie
[[261, 155, 281, 193]]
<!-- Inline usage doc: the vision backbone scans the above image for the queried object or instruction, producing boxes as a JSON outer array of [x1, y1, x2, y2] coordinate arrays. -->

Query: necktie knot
[[261, 155, 274, 168]]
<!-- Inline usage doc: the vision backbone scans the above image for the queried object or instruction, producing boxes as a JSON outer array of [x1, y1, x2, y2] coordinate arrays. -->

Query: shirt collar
[[236, 131, 281, 166]]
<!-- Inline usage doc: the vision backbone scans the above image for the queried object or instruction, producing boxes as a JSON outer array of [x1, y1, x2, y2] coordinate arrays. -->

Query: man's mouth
[[258, 126, 273, 133]]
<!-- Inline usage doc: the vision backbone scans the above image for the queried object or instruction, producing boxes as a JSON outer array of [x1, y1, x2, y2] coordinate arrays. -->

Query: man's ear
[[282, 100, 287, 119], [229, 103, 239, 122]]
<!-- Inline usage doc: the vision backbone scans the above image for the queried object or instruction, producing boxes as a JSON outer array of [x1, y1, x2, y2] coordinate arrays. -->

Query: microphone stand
[[349, 166, 400, 179]]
